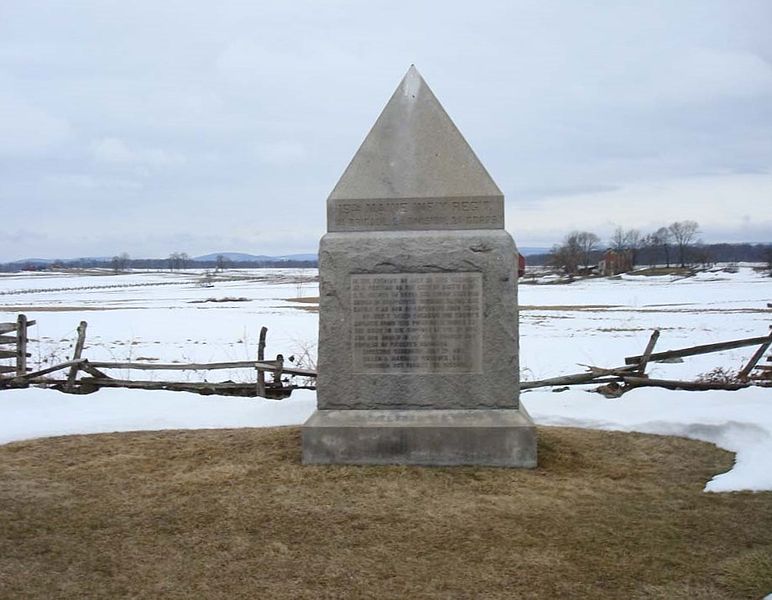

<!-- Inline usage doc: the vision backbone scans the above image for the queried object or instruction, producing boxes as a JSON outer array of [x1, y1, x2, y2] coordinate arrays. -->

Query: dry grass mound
[[1, 427, 771, 599]]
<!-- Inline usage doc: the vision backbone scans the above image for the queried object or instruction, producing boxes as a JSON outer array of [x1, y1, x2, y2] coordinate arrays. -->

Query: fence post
[[273, 354, 284, 388], [65, 321, 88, 392], [16, 314, 27, 377], [637, 330, 660, 375], [256, 326, 267, 397], [738, 335, 772, 379]]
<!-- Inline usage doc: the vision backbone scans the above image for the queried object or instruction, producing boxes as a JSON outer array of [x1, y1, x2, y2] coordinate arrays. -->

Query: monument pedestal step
[[302, 408, 537, 467]]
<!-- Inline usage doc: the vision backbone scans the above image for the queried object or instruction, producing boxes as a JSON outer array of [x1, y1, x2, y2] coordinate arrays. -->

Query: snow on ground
[[519, 266, 771, 382], [0, 385, 769, 493], [0, 268, 319, 381], [525, 386, 772, 493], [0, 387, 316, 443], [1, 265, 770, 492]]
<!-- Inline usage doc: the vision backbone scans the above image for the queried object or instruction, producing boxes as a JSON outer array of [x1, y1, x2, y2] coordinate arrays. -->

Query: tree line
[[535, 221, 771, 274], [2, 227, 770, 275], [0, 254, 317, 273]]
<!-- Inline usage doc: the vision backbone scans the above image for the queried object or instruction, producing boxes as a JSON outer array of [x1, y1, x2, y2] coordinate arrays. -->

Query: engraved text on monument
[[351, 272, 483, 374], [329, 196, 503, 231]]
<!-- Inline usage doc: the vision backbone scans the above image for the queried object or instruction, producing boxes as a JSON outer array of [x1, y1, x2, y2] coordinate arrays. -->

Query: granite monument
[[302, 66, 536, 467]]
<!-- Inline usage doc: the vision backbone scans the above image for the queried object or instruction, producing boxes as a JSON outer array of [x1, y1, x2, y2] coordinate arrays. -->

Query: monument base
[[302, 408, 537, 467]]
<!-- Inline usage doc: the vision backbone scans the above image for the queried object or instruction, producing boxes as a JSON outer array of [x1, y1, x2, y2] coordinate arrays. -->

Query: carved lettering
[[328, 196, 503, 232], [351, 273, 483, 374]]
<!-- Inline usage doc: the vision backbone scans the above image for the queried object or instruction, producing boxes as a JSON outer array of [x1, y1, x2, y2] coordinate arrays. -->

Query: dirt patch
[[521, 304, 621, 311], [0, 306, 139, 312], [284, 297, 320, 312], [189, 297, 252, 304], [626, 267, 695, 277], [1, 427, 770, 599], [286, 297, 320, 304]]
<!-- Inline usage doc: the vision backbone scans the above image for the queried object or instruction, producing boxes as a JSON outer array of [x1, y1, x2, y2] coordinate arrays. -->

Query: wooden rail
[[625, 333, 772, 365], [84, 359, 316, 377], [3, 309, 768, 399], [0, 315, 34, 377], [739, 337, 772, 379], [524, 324, 771, 393], [521, 366, 638, 390], [12, 360, 83, 380], [65, 321, 87, 392], [256, 326, 267, 397], [0, 318, 316, 399], [622, 376, 751, 391]]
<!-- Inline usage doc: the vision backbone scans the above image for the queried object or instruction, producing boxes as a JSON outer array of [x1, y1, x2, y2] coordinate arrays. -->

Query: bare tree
[[668, 220, 700, 267], [692, 245, 713, 268], [168, 252, 190, 271], [550, 231, 598, 275], [765, 247, 772, 277], [646, 227, 672, 267], [215, 254, 229, 272], [610, 226, 627, 254], [549, 241, 580, 276], [625, 229, 642, 267], [609, 226, 642, 270], [575, 231, 600, 272], [112, 252, 130, 272]]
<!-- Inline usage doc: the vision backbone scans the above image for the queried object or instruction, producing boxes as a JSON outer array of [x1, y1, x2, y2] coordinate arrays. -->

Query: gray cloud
[[1, 1, 771, 260]]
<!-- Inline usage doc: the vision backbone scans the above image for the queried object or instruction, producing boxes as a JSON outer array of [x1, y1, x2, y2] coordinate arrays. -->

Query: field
[[0, 268, 320, 382], [1, 426, 771, 599], [1, 265, 771, 492], [1, 265, 771, 598], [1, 265, 769, 383]]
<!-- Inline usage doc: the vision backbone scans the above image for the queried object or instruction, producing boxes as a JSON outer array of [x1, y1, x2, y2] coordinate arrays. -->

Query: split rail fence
[[1, 306, 770, 399], [522, 321, 771, 396], [0, 317, 315, 399], [0, 315, 34, 378]]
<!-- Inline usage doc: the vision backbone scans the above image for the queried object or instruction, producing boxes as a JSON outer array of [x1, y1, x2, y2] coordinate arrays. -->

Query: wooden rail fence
[[2, 304, 770, 398], [0, 315, 35, 378], [0, 315, 314, 399], [523, 303, 772, 394]]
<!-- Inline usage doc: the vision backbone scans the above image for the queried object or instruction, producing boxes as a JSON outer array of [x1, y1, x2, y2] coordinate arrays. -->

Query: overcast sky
[[1, 1, 771, 261]]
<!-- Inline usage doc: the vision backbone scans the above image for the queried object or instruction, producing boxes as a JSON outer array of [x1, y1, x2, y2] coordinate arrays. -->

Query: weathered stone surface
[[303, 65, 536, 467], [351, 271, 483, 375], [327, 65, 503, 231], [328, 195, 503, 232], [316, 230, 519, 410], [302, 408, 537, 467]]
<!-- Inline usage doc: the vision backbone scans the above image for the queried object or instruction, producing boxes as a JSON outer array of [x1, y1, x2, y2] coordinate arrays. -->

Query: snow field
[[1, 266, 770, 492]]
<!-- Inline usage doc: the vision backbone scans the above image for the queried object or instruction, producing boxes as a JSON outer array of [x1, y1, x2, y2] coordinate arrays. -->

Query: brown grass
[[624, 267, 696, 277], [285, 297, 320, 304], [1, 427, 770, 599], [284, 297, 320, 313]]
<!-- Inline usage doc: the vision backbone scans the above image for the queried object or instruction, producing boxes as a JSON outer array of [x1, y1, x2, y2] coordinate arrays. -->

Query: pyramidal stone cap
[[327, 65, 504, 232]]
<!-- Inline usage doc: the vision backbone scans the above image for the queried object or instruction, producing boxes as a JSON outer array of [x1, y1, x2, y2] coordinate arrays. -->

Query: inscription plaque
[[329, 196, 503, 232], [351, 272, 483, 374]]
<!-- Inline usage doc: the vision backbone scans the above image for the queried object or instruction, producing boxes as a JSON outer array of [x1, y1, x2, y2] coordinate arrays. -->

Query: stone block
[[302, 408, 537, 467], [316, 229, 519, 410]]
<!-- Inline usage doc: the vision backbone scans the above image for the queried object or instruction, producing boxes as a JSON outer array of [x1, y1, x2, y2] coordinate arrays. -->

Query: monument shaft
[[302, 66, 536, 467]]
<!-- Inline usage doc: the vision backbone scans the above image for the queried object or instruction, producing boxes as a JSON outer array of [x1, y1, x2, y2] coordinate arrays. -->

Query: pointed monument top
[[328, 66, 503, 202]]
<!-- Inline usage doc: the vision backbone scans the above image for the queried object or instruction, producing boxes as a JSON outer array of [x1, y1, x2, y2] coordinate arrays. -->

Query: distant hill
[[10, 258, 56, 265], [194, 252, 317, 262], [4, 243, 769, 273], [517, 247, 550, 256], [11, 257, 112, 265]]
